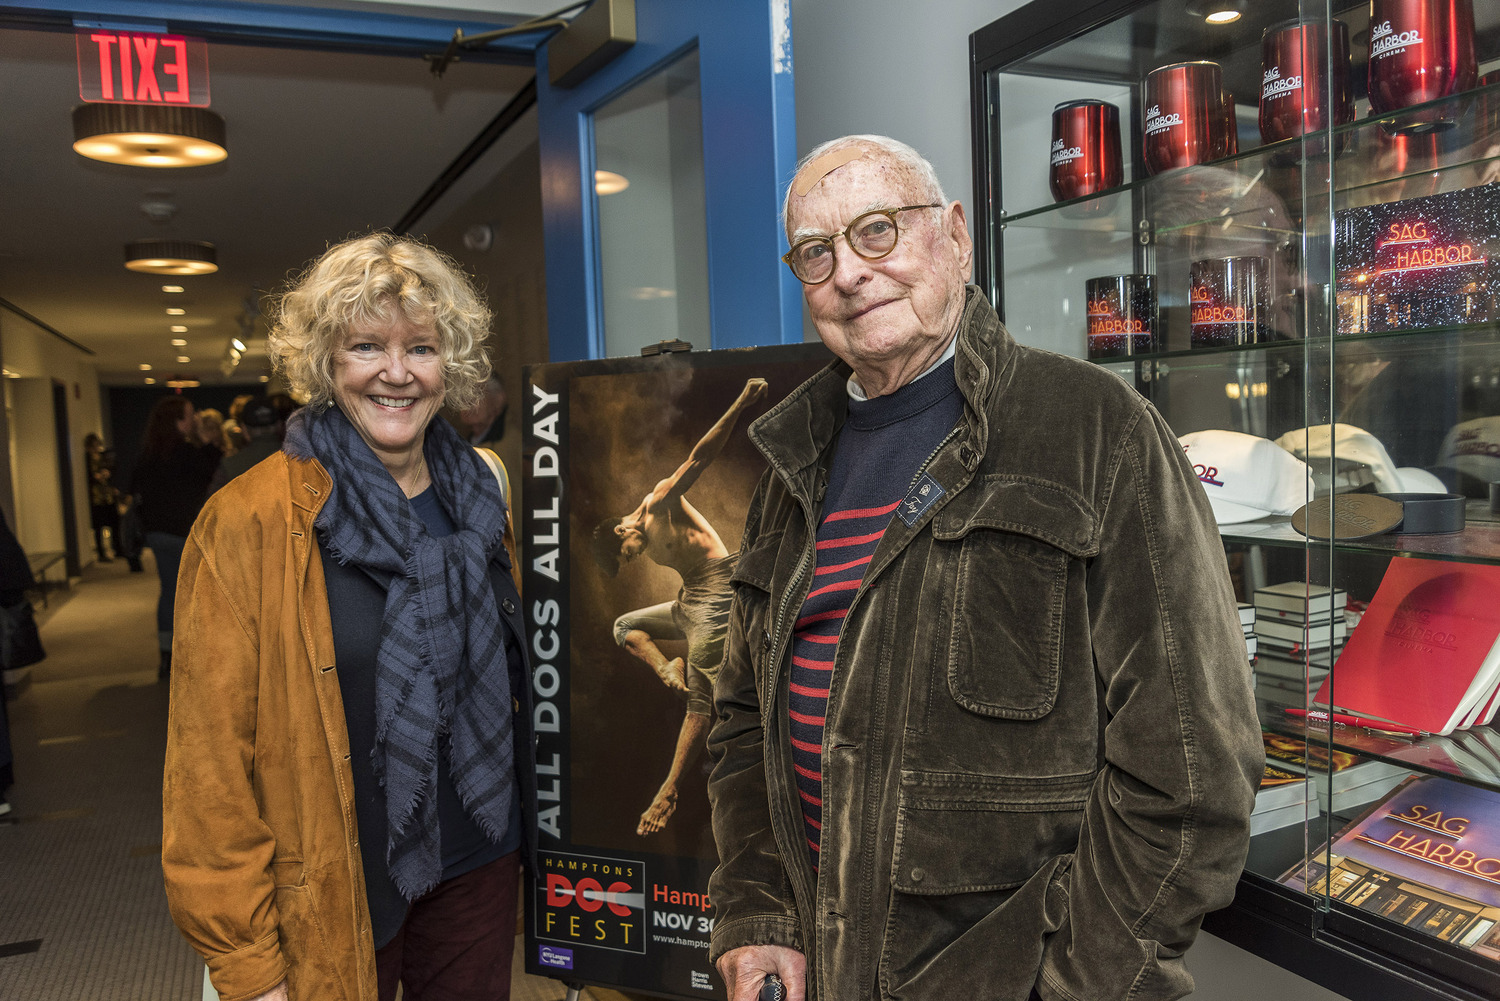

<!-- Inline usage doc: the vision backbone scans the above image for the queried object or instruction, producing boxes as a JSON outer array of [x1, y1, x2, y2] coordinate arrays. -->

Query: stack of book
[[1281, 774, 1500, 961], [1252, 582, 1347, 699], [1315, 558, 1500, 736], [1254, 733, 1409, 834], [1238, 603, 1257, 662]]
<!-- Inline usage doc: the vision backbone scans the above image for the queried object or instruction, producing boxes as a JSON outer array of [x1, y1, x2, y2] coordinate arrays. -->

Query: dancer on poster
[[592, 377, 769, 836]]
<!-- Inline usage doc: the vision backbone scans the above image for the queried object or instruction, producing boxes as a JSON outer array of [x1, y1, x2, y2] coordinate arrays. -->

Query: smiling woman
[[163, 232, 538, 1001]]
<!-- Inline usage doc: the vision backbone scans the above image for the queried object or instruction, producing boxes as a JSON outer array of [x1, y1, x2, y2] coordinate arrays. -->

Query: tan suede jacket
[[163, 453, 372, 1001]]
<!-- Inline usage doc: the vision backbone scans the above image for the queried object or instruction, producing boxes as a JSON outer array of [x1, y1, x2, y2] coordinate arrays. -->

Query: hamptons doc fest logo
[[537, 852, 647, 954]]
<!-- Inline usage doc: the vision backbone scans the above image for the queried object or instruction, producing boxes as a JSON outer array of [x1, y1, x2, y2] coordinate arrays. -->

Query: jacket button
[[910, 868, 926, 883], [502, 597, 517, 615]]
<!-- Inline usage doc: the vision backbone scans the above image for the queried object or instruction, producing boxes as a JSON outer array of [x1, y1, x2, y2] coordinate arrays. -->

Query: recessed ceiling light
[[176, 355, 191, 363], [144, 377, 156, 385], [1186, 0, 1245, 24], [139, 363, 152, 371], [162, 285, 185, 293], [171, 338, 187, 347], [166, 379, 200, 388], [231, 337, 247, 352], [124, 239, 217, 275], [166, 307, 186, 315], [73, 104, 227, 167], [258, 375, 270, 383], [595, 170, 630, 195], [171, 325, 188, 333]]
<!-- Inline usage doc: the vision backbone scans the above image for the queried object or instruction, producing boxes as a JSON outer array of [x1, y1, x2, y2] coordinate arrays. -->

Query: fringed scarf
[[284, 404, 514, 900]]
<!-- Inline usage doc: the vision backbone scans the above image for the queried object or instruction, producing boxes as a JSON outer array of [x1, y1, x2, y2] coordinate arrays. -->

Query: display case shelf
[[975, 0, 1500, 997], [1000, 83, 1500, 234]]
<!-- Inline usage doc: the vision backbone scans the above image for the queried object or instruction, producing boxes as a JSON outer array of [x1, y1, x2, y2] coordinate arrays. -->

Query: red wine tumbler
[[1144, 61, 1223, 175], [1050, 100, 1123, 202], [1260, 18, 1354, 144], [1367, 0, 1477, 132]]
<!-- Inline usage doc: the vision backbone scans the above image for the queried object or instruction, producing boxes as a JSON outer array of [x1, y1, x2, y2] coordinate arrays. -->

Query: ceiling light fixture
[[166, 307, 185, 315], [125, 239, 217, 275], [1186, 0, 1245, 24], [171, 325, 188, 332], [258, 375, 270, 383], [176, 355, 191, 363], [72, 104, 227, 167], [162, 285, 185, 293], [144, 377, 156, 385], [171, 338, 188, 347], [231, 337, 247, 352], [139, 363, 152, 371], [166, 379, 201, 388], [595, 169, 629, 195]]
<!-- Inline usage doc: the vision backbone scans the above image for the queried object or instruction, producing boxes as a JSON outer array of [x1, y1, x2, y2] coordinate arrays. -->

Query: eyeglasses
[[782, 204, 943, 285]]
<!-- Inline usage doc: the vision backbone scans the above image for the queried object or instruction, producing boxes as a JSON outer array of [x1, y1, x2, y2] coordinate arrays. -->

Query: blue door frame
[[536, 0, 800, 361]]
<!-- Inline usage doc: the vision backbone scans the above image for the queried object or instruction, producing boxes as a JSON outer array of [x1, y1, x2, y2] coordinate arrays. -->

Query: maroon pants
[[375, 851, 520, 1001]]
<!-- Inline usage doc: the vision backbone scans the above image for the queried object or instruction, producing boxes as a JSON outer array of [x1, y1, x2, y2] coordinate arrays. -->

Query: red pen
[[1284, 707, 1429, 738]]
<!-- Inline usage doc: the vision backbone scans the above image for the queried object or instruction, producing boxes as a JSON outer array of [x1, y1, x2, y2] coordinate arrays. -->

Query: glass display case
[[971, 2, 1500, 998]]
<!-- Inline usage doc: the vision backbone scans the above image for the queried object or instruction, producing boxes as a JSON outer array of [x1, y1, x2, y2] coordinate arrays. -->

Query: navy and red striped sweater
[[787, 358, 964, 867]]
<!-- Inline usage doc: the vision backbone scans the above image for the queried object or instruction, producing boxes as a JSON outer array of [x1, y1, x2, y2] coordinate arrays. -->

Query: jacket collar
[[750, 286, 1016, 492], [284, 449, 334, 520]]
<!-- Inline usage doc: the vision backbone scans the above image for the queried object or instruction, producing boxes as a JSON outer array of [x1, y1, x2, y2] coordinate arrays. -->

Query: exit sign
[[76, 30, 210, 106]]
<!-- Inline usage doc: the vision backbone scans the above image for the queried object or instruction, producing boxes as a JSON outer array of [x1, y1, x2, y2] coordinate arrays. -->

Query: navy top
[[321, 484, 524, 948], [788, 359, 964, 867]]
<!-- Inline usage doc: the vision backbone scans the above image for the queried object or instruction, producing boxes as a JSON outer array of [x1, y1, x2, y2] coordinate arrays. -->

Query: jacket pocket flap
[[891, 769, 1093, 894], [731, 531, 785, 593], [931, 476, 1097, 558]]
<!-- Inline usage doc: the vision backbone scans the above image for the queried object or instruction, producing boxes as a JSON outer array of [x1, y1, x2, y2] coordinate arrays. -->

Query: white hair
[[781, 134, 948, 239]]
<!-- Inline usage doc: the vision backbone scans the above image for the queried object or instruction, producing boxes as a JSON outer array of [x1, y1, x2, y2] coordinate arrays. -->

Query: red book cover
[[1315, 558, 1500, 736]]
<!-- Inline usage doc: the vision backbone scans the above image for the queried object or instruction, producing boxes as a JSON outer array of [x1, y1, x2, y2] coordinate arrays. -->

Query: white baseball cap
[[1438, 416, 1500, 487], [1180, 430, 1315, 524], [1274, 423, 1403, 494]]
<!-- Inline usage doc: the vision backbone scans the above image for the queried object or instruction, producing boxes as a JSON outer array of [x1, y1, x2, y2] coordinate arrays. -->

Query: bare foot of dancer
[[653, 656, 687, 691], [637, 784, 679, 835]]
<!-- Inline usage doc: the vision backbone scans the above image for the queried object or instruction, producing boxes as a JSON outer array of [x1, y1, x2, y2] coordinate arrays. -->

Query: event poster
[[520, 344, 831, 998]]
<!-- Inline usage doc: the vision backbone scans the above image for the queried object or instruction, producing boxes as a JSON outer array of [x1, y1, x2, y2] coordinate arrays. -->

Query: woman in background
[[162, 233, 533, 1001], [129, 397, 221, 678]]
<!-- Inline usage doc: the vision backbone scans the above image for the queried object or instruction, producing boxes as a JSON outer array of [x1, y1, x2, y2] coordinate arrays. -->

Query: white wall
[[1, 309, 102, 564], [790, 0, 1029, 218]]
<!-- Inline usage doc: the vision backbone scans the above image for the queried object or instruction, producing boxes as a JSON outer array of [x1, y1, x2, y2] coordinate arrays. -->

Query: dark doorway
[[51, 380, 80, 577]]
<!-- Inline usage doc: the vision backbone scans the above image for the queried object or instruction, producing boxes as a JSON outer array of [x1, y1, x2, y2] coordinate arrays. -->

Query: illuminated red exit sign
[[76, 30, 210, 106]]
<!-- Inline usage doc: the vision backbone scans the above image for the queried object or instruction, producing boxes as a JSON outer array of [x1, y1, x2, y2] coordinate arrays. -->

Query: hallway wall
[[0, 307, 101, 561]]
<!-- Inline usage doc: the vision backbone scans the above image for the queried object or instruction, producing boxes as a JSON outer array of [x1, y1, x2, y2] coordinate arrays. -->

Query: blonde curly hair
[[268, 232, 493, 412]]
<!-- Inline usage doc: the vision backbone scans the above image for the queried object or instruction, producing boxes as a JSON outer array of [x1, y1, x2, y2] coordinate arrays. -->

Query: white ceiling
[[0, 23, 536, 385]]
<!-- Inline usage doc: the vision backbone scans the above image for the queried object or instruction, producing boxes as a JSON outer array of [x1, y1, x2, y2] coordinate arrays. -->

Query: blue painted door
[[536, 0, 800, 361]]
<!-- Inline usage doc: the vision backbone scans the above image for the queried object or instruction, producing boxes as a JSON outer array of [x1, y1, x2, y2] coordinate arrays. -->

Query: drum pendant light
[[124, 240, 218, 275], [73, 104, 227, 167]]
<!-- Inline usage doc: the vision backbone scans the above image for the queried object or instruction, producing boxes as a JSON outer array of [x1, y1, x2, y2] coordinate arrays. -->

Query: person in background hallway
[[707, 136, 1262, 1001], [163, 233, 536, 1001], [84, 432, 120, 562], [457, 373, 508, 452], [129, 396, 221, 679], [197, 407, 236, 456], [224, 392, 256, 451], [0, 505, 39, 818], [208, 393, 293, 495]]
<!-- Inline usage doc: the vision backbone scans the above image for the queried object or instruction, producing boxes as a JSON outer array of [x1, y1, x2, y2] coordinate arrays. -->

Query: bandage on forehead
[[793, 147, 864, 197]]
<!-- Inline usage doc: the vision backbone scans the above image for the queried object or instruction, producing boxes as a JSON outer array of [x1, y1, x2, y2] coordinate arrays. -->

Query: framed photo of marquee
[[520, 343, 830, 999]]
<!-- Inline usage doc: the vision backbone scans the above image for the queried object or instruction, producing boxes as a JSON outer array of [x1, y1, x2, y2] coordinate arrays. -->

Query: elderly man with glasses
[[706, 135, 1262, 1001]]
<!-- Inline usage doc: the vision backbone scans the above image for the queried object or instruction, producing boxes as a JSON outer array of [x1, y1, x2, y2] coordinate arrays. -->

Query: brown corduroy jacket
[[162, 452, 377, 1001], [707, 289, 1264, 1001]]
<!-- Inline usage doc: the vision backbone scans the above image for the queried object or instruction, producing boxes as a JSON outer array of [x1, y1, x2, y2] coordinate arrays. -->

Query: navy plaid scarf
[[284, 404, 514, 900]]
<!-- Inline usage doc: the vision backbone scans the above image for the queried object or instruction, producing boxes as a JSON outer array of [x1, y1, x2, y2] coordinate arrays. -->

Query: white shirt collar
[[846, 335, 958, 401]]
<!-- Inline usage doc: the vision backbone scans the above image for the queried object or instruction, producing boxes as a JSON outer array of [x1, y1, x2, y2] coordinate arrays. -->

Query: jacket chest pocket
[[930, 477, 1096, 721], [729, 529, 788, 678]]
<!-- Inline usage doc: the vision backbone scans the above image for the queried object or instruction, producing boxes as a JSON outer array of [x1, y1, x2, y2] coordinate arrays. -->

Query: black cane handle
[[759, 974, 786, 1001]]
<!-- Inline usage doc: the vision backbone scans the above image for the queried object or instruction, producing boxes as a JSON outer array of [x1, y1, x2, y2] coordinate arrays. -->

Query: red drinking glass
[[1260, 18, 1354, 145], [1050, 100, 1123, 202], [1144, 61, 1223, 175], [1367, 0, 1477, 133]]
